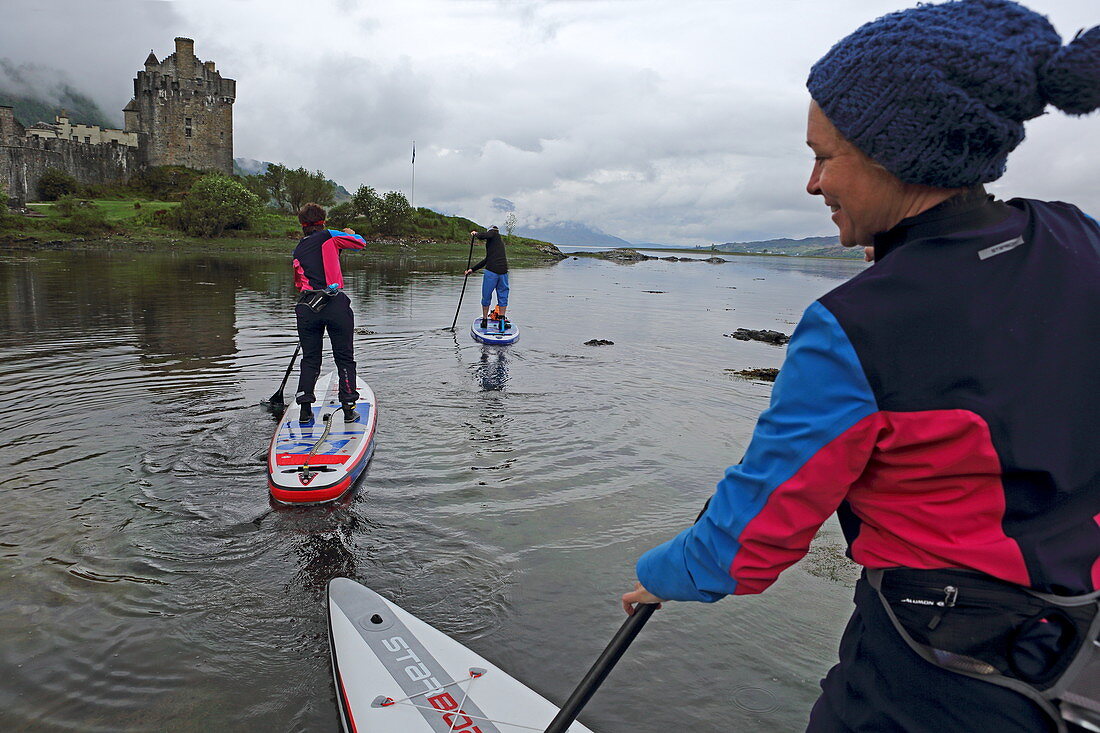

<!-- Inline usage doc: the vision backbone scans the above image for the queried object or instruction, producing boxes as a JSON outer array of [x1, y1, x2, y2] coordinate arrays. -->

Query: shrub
[[135, 166, 204, 199], [57, 202, 111, 235], [55, 194, 79, 216], [37, 169, 80, 201], [175, 174, 262, 237]]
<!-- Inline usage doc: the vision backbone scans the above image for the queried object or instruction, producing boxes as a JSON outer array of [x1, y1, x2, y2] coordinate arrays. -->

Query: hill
[[0, 89, 115, 130], [514, 220, 632, 248], [712, 235, 860, 259]]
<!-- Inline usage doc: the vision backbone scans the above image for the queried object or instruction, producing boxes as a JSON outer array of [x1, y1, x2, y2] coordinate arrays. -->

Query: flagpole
[[411, 140, 416, 209]]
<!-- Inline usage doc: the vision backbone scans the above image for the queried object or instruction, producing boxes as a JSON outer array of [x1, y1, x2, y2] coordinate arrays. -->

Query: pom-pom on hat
[[807, 0, 1100, 188]]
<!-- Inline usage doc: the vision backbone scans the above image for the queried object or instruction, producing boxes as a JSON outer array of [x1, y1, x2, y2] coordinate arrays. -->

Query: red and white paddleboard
[[328, 578, 594, 733], [267, 372, 377, 504]]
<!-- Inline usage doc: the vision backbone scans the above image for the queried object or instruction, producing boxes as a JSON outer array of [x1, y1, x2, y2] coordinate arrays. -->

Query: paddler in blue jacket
[[291, 202, 367, 423], [621, 2, 1100, 731]]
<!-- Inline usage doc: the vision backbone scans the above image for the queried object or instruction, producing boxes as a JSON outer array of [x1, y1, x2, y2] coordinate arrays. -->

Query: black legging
[[294, 292, 360, 405]]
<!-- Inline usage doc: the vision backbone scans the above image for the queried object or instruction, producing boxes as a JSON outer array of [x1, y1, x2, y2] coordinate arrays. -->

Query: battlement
[[132, 38, 236, 105]]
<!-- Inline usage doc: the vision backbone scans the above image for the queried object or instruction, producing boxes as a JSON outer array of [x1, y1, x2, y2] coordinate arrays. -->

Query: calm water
[[0, 247, 867, 732]]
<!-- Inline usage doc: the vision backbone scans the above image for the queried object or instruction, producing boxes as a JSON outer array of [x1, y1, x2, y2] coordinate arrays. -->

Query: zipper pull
[[927, 585, 958, 631]]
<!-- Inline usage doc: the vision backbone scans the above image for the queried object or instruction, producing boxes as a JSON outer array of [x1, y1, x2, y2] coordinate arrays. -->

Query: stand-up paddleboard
[[267, 372, 377, 505], [471, 317, 520, 345], [328, 578, 594, 733]]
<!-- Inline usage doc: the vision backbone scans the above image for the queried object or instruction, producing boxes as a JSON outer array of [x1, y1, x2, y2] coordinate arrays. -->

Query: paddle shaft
[[450, 235, 476, 331], [269, 343, 301, 404], [543, 603, 658, 733]]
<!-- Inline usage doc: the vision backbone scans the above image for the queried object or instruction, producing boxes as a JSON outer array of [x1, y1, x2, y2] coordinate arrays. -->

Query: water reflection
[[475, 345, 510, 391]]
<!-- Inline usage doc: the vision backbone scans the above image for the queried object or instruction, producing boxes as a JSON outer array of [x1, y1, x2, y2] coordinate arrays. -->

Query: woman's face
[[805, 101, 907, 247]]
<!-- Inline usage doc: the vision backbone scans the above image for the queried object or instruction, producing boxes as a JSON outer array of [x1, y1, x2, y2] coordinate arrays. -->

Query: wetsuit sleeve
[[292, 258, 311, 291], [327, 229, 366, 250], [636, 301, 882, 602], [473, 230, 491, 241], [471, 257, 487, 272]]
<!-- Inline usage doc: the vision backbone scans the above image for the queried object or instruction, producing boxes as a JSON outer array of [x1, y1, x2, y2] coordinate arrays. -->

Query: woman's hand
[[343, 227, 356, 235], [464, 269, 473, 275], [622, 582, 664, 615]]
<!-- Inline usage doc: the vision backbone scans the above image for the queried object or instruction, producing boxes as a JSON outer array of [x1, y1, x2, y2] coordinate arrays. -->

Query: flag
[[411, 142, 415, 165]]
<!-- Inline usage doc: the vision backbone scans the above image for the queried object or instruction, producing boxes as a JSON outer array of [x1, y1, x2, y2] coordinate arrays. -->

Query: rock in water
[[584, 339, 615, 346], [727, 367, 780, 382], [725, 328, 790, 345], [600, 248, 654, 261]]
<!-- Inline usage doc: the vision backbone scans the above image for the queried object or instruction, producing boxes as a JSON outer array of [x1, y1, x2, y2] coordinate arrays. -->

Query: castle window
[[84, 136, 91, 143], [185, 117, 192, 138]]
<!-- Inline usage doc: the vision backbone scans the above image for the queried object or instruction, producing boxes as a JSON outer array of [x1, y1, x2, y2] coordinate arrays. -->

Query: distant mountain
[[631, 241, 691, 249], [713, 235, 860, 259], [0, 91, 116, 130], [514, 220, 632, 247], [233, 157, 269, 176]]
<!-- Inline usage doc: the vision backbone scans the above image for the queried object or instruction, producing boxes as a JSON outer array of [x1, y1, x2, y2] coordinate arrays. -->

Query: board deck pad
[[267, 372, 376, 504], [328, 578, 593, 732], [471, 317, 520, 345]]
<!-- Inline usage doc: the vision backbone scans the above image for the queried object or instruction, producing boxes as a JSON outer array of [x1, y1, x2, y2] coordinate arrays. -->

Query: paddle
[[264, 343, 301, 411], [543, 602, 659, 733], [449, 234, 476, 331]]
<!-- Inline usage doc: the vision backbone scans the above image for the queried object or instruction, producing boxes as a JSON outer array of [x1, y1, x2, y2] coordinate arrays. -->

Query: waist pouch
[[298, 288, 337, 312], [868, 567, 1100, 732]]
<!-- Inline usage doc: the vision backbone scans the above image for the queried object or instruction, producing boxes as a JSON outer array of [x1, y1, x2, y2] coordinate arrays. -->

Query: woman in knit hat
[[622, 1, 1100, 730]]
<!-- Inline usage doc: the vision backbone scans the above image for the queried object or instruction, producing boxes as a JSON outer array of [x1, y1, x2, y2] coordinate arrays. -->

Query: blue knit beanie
[[807, 0, 1100, 188]]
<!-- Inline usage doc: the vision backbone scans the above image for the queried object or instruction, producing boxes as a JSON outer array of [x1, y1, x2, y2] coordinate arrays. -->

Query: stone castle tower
[[124, 38, 235, 174]]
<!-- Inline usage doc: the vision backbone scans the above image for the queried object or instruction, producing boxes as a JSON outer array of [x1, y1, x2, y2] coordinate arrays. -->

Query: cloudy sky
[[3, 0, 1097, 244]]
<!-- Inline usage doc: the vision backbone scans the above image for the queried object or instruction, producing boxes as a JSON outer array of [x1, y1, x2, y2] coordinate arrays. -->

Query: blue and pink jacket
[[292, 229, 366, 291], [638, 193, 1100, 600]]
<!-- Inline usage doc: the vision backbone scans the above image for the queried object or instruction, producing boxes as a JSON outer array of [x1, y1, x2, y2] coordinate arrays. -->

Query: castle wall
[[1, 136, 139, 205]]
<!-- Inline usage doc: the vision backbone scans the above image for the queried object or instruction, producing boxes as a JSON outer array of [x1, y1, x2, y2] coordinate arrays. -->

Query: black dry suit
[[291, 228, 366, 405]]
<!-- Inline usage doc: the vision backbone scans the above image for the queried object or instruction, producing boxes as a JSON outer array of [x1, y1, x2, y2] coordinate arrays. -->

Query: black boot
[[480, 317, 488, 329], [299, 403, 313, 423], [341, 402, 360, 422]]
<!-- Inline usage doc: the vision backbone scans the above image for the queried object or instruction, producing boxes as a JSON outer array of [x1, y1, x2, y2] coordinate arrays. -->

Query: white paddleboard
[[471, 317, 520, 345], [328, 578, 594, 733], [267, 372, 377, 504]]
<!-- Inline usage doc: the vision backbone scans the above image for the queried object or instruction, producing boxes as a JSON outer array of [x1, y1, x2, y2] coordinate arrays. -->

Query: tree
[[284, 167, 336, 214], [175, 174, 262, 237], [239, 173, 269, 204], [37, 168, 80, 201], [351, 185, 380, 225], [505, 212, 517, 237], [375, 190, 413, 236], [326, 202, 356, 230], [261, 163, 289, 211]]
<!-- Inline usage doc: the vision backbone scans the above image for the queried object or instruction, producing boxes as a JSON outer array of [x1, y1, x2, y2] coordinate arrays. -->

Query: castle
[[1, 38, 235, 205]]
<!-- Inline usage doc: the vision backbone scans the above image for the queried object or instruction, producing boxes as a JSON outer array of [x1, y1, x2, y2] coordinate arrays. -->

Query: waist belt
[[867, 567, 1100, 733], [298, 288, 339, 312]]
